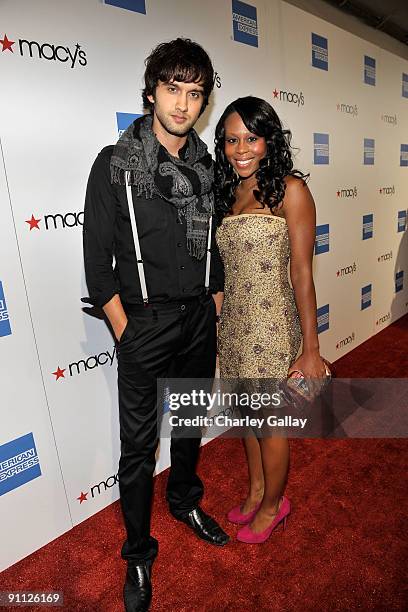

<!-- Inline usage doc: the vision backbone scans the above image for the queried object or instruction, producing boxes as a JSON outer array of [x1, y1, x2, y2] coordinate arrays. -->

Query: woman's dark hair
[[214, 96, 309, 221], [143, 38, 214, 113]]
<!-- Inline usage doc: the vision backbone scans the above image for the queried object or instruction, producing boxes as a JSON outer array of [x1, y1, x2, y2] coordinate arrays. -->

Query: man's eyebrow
[[164, 81, 205, 92]]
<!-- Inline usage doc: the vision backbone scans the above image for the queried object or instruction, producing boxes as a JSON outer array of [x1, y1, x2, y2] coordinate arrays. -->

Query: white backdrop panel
[[0, 139, 71, 572]]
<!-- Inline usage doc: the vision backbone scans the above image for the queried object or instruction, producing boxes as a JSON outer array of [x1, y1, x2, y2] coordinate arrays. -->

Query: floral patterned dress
[[216, 214, 302, 380]]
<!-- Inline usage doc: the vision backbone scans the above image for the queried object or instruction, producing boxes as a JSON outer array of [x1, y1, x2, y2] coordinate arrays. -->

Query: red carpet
[[1, 317, 407, 611]]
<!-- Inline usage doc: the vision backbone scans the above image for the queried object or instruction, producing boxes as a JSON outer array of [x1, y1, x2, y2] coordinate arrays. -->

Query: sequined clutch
[[281, 359, 332, 405]]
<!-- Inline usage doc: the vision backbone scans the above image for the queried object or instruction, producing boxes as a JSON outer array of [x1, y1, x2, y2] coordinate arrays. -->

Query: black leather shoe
[[179, 507, 230, 546], [123, 561, 152, 612]]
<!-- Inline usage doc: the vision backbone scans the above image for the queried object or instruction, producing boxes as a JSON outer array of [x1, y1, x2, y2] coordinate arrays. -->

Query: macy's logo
[[337, 187, 357, 198], [377, 251, 392, 263], [0, 33, 87, 68], [26, 212, 84, 231], [337, 103, 358, 116], [379, 186, 395, 195], [273, 87, 304, 107], [381, 113, 397, 126], [336, 262, 357, 277], [336, 332, 355, 349], [77, 473, 119, 504], [52, 348, 116, 381], [376, 312, 390, 326]]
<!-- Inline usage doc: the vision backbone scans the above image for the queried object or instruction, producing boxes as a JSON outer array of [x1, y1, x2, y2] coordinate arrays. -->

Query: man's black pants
[[117, 294, 216, 564]]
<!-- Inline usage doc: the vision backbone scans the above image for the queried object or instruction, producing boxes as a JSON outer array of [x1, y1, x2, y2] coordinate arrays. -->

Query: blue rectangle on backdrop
[[315, 224, 329, 254], [362, 214, 373, 240], [314, 133, 329, 165], [0, 433, 41, 497], [400, 144, 408, 166], [0, 281, 11, 338], [317, 304, 329, 334], [364, 55, 376, 86], [398, 210, 407, 233], [403, 73, 408, 98], [232, 0, 258, 47], [361, 284, 372, 310], [104, 0, 146, 14], [395, 271, 404, 293], [364, 138, 375, 165], [312, 33, 328, 70], [116, 112, 143, 136]]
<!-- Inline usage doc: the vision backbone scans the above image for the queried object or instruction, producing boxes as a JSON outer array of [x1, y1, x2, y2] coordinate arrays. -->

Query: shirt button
[[180, 304, 186, 311], [177, 242, 182, 247], [180, 265, 185, 270]]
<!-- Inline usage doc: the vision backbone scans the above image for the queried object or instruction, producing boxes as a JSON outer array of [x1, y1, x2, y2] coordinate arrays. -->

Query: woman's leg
[[240, 435, 265, 513], [248, 436, 289, 532]]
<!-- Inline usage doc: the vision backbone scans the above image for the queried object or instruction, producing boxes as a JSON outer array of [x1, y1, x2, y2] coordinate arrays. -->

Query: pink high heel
[[227, 501, 261, 525], [236, 496, 291, 543]]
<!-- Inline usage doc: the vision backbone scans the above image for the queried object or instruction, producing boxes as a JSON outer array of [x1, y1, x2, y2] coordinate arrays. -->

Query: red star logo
[[376, 320, 378, 325], [336, 270, 340, 277], [272, 88, 279, 98], [336, 103, 340, 111], [337, 190, 340, 197], [52, 366, 66, 380], [0, 34, 15, 52], [26, 214, 41, 230], [77, 491, 88, 504], [336, 343, 339, 349], [379, 188, 382, 194]]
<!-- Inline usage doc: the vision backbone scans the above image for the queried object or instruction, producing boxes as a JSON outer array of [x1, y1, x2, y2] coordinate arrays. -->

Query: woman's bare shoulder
[[282, 175, 315, 219], [284, 174, 309, 196]]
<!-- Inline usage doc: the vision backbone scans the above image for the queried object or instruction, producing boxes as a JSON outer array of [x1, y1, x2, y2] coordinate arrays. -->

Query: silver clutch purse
[[281, 359, 332, 406]]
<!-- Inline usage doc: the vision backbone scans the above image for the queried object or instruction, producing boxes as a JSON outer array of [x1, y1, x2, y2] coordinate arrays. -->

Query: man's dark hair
[[142, 38, 214, 113]]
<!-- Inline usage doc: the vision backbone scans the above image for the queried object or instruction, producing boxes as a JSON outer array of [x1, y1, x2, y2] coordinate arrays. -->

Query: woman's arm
[[212, 291, 224, 317], [283, 176, 326, 377]]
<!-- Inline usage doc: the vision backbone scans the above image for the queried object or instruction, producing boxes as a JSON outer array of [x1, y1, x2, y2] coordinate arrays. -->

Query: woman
[[214, 96, 326, 543]]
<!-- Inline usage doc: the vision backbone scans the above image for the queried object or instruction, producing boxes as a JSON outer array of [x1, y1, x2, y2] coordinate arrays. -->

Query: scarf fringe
[[187, 236, 206, 260]]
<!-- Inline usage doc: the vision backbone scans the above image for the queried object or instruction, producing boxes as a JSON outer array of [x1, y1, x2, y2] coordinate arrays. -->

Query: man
[[83, 38, 228, 612]]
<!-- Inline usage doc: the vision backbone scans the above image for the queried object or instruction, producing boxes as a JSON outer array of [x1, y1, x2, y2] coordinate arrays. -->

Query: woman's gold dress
[[217, 214, 302, 380]]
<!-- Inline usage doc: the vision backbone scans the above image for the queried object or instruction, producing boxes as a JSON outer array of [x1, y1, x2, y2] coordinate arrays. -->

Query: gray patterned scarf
[[110, 114, 214, 260]]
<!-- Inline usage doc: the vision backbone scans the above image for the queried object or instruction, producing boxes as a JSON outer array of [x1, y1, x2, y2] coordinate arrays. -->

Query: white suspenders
[[204, 215, 212, 292], [125, 171, 212, 304], [125, 174, 149, 305]]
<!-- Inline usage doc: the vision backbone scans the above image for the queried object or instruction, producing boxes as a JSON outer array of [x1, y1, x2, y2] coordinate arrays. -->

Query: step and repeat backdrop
[[0, 0, 407, 570]]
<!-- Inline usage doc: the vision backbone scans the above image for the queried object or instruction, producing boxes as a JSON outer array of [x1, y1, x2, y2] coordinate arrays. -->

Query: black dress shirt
[[83, 146, 224, 308]]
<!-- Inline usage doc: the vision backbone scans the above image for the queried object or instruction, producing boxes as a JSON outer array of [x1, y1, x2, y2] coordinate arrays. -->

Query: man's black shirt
[[83, 146, 224, 308]]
